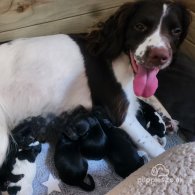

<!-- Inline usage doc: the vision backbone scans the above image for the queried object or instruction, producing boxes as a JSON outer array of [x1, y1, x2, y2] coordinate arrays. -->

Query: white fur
[[135, 4, 171, 69], [0, 34, 92, 165], [29, 141, 39, 147], [112, 53, 165, 158], [154, 111, 166, 133], [146, 121, 151, 129], [8, 158, 36, 195]]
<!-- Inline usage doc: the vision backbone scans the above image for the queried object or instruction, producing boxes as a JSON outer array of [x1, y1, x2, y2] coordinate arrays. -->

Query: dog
[[0, 0, 191, 165], [79, 117, 107, 160], [54, 134, 95, 191], [0, 118, 42, 195], [0, 140, 41, 195], [92, 107, 145, 178], [53, 106, 107, 159], [0, 139, 23, 192], [53, 106, 107, 191], [105, 127, 145, 178], [5, 142, 41, 195], [76, 112, 107, 160], [137, 99, 167, 147]]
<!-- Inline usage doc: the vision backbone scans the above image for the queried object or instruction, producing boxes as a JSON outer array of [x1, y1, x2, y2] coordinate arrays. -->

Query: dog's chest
[[112, 54, 140, 117]]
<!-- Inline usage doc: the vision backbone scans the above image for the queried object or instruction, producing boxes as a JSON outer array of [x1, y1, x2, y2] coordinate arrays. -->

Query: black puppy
[[56, 106, 107, 160], [78, 116, 107, 160], [93, 108, 145, 178], [105, 125, 145, 178], [12, 116, 51, 145], [54, 134, 95, 191]]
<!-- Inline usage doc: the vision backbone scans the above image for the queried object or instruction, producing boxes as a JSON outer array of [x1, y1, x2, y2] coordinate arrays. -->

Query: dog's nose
[[149, 47, 169, 66]]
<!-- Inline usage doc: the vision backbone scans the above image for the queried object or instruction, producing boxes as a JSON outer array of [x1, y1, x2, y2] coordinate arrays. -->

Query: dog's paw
[[137, 150, 150, 163], [153, 135, 167, 148], [162, 116, 179, 134]]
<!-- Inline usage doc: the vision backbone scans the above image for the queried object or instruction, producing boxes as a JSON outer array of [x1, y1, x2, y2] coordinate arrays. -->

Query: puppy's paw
[[64, 126, 80, 141], [163, 116, 179, 134], [75, 119, 90, 136]]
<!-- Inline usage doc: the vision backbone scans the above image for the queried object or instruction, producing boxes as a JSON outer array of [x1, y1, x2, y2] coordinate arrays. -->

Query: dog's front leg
[[0, 129, 9, 167], [120, 115, 165, 158], [0, 112, 9, 167]]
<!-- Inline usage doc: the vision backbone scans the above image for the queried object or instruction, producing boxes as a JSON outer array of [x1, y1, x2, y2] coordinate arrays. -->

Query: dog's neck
[[112, 53, 134, 85], [112, 53, 140, 118]]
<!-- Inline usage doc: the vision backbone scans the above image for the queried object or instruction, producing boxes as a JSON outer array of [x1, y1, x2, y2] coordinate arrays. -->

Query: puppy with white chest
[[0, 131, 41, 195], [137, 99, 167, 147], [6, 142, 41, 195], [0, 0, 191, 166]]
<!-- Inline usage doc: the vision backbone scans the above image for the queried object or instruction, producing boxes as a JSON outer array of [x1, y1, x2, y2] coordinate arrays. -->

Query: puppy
[[55, 106, 107, 160], [0, 118, 42, 195], [105, 121, 145, 178], [54, 134, 95, 191], [93, 108, 145, 178], [6, 142, 41, 195], [137, 99, 166, 147], [0, 141, 41, 195], [78, 116, 107, 160], [0, 140, 23, 192], [12, 116, 51, 145]]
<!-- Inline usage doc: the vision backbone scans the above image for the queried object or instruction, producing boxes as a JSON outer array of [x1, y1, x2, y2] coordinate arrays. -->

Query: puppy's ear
[[87, 2, 138, 60]]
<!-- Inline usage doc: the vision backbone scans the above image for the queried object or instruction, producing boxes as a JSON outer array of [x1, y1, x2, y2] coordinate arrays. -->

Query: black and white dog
[[0, 0, 191, 166], [0, 129, 41, 195], [4, 142, 41, 195]]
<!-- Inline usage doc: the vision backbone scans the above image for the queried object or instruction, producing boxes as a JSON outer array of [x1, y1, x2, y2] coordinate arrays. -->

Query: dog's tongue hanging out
[[130, 53, 159, 98]]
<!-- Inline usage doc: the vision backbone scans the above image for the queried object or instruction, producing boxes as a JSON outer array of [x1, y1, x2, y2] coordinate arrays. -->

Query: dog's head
[[88, 0, 191, 98]]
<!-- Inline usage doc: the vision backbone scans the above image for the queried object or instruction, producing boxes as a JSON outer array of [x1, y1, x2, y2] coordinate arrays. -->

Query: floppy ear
[[176, 2, 192, 44], [87, 3, 138, 60]]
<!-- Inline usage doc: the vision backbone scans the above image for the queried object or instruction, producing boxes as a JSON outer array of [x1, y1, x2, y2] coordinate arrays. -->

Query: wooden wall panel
[[0, 0, 130, 41], [0, 7, 117, 42]]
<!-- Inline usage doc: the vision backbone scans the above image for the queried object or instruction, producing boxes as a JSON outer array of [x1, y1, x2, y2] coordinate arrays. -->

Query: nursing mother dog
[[0, 0, 191, 166]]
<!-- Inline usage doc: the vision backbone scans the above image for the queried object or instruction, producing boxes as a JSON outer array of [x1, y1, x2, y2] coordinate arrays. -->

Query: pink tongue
[[133, 64, 159, 98]]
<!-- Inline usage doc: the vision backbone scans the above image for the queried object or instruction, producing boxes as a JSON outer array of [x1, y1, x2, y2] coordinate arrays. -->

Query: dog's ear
[[87, 2, 138, 60], [175, 2, 192, 45], [180, 7, 191, 43]]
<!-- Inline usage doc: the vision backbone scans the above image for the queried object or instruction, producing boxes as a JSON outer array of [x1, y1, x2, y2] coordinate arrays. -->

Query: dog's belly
[[0, 34, 92, 128]]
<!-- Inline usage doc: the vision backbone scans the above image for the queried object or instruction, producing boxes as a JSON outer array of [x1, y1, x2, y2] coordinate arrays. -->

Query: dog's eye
[[134, 23, 147, 32], [171, 27, 182, 36]]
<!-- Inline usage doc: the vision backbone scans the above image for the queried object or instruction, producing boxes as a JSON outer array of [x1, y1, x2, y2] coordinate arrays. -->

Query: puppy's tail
[[79, 174, 95, 191]]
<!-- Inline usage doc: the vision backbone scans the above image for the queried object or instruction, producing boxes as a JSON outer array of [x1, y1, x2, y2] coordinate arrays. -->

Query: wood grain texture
[[0, 0, 128, 32], [0, 7, 117, 42], [0, 0, 131, 41]]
